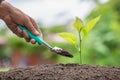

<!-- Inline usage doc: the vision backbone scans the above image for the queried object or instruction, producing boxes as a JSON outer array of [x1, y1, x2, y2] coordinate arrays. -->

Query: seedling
[[58, 16, 101, 64]]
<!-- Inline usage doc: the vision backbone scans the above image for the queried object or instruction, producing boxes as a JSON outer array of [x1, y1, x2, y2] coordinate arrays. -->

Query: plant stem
[[78, 31, 82, 64]]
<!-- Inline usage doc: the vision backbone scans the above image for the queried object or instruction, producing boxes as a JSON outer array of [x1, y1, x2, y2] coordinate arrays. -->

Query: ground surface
[[0, 64, 120, 80]]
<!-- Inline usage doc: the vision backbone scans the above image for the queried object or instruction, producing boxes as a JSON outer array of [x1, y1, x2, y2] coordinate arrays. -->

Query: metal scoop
[[18, 25, 73, 58]]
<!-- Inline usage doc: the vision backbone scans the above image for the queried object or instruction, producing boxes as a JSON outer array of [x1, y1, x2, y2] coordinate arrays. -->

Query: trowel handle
[[18, 25, 44, 44]]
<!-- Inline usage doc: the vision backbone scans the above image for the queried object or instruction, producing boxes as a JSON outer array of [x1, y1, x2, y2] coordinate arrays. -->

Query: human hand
[[0, 1, 42, 44]]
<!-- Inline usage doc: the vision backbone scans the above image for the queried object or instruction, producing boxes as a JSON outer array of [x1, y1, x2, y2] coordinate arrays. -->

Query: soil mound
[[0, 64, 120, 80]]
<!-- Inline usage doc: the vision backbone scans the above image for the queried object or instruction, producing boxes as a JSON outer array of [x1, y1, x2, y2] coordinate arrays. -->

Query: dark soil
[[0, 64, 120, 80]]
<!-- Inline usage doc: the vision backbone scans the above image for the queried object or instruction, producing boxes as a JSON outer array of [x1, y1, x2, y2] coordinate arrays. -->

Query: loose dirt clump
[[0, 64, 120, 80]]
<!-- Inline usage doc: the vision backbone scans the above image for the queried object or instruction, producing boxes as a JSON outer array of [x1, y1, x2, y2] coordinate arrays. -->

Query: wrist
[[0, 1, 15, 19]]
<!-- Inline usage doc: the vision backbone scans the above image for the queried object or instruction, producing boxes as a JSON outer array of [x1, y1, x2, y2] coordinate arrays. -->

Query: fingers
[[30, 39, 36, 44], [23, 18, 39, 36], [4, 16, 23, 37], [7, 24, 37, 44], [23, 30, 36, 44], [7, 23, 23, 38], [23, 30, 30, 42], [22, 16, 42, 44], [29, 17, 42, 38], [4, 10, 39, 44], [16, 27, 23, 37]]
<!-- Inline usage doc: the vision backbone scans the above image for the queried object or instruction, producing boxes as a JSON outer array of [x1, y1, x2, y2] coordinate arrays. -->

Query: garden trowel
[[18, 25, 73, 58]]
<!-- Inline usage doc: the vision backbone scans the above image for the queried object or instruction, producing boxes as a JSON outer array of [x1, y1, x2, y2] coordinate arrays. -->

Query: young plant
[[58, 16, 101, 64]]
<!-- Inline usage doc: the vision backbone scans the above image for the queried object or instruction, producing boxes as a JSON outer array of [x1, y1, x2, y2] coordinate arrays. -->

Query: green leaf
[[85, 15, 101, 33], [82, 28, 87, 36], [58, 32, 77, 45], [73, 17, 83, 31]]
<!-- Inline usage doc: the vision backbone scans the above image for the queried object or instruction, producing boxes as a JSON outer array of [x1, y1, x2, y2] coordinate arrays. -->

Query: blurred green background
[[0, 0, 120, 70]]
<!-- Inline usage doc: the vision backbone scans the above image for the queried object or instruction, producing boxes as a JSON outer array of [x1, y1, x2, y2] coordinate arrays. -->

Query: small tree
[[58, 16, 101, 64]]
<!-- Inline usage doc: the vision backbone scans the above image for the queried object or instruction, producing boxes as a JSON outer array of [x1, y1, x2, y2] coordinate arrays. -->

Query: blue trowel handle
[[18, 25, 44, 44]]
